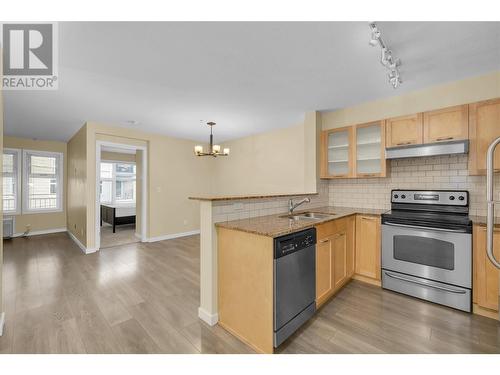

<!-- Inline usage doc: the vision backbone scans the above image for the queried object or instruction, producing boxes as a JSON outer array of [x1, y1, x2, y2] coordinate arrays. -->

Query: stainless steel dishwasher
[[274, 227, 316, 347]]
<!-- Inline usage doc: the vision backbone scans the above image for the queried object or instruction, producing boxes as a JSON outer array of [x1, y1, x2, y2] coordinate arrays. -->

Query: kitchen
[[191, 96, 500, 354], [1, 17, 500, 368]]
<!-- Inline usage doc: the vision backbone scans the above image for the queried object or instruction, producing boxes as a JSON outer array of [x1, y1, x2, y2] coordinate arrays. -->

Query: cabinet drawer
[[316, 217, 348, 240]]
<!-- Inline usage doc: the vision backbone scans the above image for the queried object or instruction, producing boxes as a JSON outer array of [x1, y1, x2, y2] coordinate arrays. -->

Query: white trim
[[95, 141, 148, 251], [146, 229, 200, 243], [67, 230, 98, 254], [101, 159, 137, 165], [2, 148, 22, 215], [0, 312, 5, 336], [22, 149, 64, 214], [134, 232, 143, 240], [13, 227, 66, 238], [198, 307, 218, 326]]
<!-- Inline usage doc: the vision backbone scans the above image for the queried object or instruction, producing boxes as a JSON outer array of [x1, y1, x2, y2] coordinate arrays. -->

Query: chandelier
[[369, 22, 402, 89], [194, 122, 230, 157]]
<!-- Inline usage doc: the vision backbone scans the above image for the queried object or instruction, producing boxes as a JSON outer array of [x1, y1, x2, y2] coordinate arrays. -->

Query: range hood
[[386, 140, 469, 159]]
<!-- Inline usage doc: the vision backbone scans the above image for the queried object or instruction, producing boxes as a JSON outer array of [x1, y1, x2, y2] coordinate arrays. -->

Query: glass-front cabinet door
[[322, 127, 353, 178], [354, 121, 386, 177]]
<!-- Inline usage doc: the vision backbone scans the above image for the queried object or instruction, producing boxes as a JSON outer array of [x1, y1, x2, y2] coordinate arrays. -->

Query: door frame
[[95, 140, 148, 250]]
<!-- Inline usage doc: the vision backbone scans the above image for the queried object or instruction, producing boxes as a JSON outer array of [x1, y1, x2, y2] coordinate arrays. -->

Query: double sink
[[280, 212, 335, 222]]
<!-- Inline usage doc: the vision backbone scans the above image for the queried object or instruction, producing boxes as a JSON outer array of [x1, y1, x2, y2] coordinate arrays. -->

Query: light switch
[[156, 187, 161, 193]]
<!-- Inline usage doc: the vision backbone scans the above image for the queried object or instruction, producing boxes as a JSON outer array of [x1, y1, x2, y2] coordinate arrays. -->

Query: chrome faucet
[[288, 197, 311, 215]]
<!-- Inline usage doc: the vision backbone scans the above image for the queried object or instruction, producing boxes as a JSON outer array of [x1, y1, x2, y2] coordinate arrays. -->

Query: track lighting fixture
[[369, 22, 402, 89]]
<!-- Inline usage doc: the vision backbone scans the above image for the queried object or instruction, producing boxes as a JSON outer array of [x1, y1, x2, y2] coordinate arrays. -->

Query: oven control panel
[[391, 190, 468, 206]]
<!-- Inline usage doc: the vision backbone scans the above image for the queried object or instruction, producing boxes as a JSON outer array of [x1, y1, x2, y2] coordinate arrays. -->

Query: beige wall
[[322, 70, 500, 129], [80, 123, 213, 249], [211, 112, 320, 196], [4, 136, 67, 234], [101, 151, 136, 163], [67, 124, 88, 246]]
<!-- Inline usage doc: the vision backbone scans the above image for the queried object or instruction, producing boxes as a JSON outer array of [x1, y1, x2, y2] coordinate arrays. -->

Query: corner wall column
[[198, 201, 219, 325]]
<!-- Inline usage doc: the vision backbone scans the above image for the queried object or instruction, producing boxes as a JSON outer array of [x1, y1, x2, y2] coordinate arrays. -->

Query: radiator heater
[[3, 217, 14, 239]]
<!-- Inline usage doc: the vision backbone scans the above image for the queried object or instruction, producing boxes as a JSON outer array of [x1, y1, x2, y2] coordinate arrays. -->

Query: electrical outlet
[[183, 219, 188, 225]]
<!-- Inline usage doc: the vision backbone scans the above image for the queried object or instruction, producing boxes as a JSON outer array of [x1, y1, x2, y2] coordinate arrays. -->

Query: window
[[99, 162, 136, 204], [3, 148, 21, 214], [23, 150, 63, 213]]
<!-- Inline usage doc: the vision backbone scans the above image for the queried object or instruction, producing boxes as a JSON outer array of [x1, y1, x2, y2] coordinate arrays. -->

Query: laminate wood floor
[[100, 223, 139, 249], [1, 233, 499, 354]]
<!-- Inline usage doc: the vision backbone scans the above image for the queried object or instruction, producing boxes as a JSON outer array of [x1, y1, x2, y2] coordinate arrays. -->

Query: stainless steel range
[[381, 190, 472, 312]]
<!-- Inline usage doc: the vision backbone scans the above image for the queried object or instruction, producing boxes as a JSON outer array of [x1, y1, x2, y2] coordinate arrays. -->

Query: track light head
[[369, 22, 402, 89]]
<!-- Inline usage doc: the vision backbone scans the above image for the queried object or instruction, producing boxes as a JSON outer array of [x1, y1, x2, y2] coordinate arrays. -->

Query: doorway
[[95, 141, 148, 250]]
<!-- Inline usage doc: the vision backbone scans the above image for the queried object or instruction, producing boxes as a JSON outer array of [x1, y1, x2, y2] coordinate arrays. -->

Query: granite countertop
[[189, 192, 318, 201], [215, 206, 386, 238]]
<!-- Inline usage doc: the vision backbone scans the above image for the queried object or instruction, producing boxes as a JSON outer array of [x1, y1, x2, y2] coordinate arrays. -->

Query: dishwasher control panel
[[274, 228, 317, 259]]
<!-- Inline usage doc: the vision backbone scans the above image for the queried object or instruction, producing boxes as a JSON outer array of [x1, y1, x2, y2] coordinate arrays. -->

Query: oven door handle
[[383, 221, 468, 233], [384, 271, 467, 294]]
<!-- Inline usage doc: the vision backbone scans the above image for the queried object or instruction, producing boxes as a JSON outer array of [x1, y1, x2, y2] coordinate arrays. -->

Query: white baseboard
[[13, 227, 67, 238], [67, 230, 98, 254], [198, 307, 218, 326], [0, 312, 5, 337], [147, 229, 200, 243]]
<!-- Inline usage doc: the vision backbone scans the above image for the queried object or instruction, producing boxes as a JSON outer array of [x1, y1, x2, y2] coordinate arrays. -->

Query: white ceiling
[[4, 21, 500, 142]]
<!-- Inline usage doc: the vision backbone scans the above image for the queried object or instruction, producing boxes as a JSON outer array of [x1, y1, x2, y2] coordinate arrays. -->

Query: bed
[[100, 204, 136, 233]]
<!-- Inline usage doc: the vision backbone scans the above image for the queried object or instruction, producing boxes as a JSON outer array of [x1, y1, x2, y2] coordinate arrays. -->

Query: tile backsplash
[[210, 154, 499, 224], [212, 181, 330, 223], [328, 154, 500, 218]]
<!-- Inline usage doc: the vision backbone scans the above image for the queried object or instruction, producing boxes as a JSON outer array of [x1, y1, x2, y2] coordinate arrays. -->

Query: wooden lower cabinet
[[332, 231, 348, 290], [473, 224, 500, 317], [315, 216, 355, 308], [354, 215, 381, 284], [316, 235, 334, 305]]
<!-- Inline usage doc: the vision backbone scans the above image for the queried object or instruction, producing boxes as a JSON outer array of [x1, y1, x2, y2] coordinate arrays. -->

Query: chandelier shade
[[194, 122, 230, 157]]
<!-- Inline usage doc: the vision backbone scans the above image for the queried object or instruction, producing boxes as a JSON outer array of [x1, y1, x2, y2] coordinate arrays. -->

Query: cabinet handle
[[361, 216, 377, 220], [436, 136, 454, 141], [396, 141, 412, 146], [319, 238, 329, 244]]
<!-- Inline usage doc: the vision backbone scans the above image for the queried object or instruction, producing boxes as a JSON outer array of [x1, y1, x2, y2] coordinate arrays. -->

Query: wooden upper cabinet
[[321, 126, 354, 178], [468, 98, 500, 175], [354, 121, 387, 178], [385, 113, 423, 148], [423, 105, 468, 143], [321, 122, 387, 179], [473, 224, 500, 312], [355, 215, 381, 281]]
